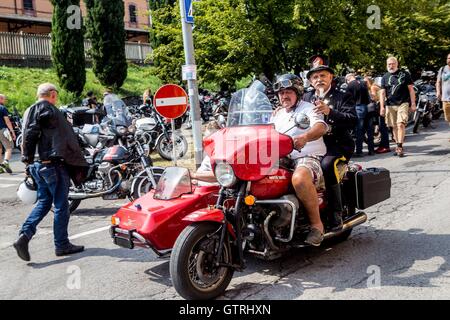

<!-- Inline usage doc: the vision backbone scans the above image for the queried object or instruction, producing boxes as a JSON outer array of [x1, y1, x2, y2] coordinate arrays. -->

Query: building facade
[[0, 0, 150, 42]]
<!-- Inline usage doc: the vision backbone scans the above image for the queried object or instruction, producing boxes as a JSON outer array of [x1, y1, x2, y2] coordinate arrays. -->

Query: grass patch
[[0, 64, 163, 115]]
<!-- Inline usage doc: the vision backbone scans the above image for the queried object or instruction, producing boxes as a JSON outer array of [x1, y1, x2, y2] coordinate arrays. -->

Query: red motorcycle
[[111, 81, 391, 299]]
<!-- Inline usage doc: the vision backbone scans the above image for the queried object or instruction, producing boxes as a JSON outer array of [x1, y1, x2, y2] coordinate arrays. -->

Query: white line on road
[[0, 184, 17, 188], [0, 176, 25, 181], [69, 226, 110, 240]]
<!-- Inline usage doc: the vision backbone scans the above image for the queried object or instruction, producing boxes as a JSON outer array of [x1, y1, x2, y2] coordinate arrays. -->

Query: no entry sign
[[153, 84, 188, 119]]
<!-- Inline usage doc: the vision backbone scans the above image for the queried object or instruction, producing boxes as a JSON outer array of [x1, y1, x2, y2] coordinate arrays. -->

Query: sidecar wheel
[[170, 223, 234, 300]]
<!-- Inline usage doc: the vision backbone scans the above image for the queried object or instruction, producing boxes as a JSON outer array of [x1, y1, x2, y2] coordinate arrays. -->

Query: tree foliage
[[51, 0, 86, 95], [150, 0, 450, 87], [85, 0, 128, 89]]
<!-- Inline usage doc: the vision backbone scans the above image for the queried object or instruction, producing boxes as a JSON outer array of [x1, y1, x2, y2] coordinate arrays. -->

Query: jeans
[[355, 104, 374, 154], [378, 116, 390, 149], [20, 162, 71, 250]]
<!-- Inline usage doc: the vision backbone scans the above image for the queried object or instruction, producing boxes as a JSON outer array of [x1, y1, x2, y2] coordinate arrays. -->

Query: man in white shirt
[[271, 74, 328, 246]]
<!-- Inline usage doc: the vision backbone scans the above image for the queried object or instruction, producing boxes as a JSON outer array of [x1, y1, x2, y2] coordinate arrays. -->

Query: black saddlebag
[[343, 167, 391, 210], [354, 168, 391, 209]]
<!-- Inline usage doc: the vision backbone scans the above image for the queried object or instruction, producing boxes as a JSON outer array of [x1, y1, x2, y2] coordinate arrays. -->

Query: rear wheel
[[156, 132, 188, 161], [170, 223, 234, 300]]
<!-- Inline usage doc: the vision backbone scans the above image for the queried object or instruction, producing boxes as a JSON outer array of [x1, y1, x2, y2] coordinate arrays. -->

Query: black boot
[[55, 243, 85, 256], [328, 184, 344, 232], [13, 234, 30, 261]]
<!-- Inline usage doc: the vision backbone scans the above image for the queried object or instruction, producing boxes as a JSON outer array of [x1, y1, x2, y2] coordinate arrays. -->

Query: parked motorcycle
[[68, 123, 164, 213], [10, 106, 23, 149], [129, 103, 188, 161], [413, 71, 441, 133], [111, 81, 391, 300]]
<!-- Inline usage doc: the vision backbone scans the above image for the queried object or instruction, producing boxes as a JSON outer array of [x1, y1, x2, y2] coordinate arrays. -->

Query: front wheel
[[130, 167, 164, 200], [170, 223, 234, 300], [413, 111, 421, 133], [68, 199, 82, 214], [156, 132, 188, 161]]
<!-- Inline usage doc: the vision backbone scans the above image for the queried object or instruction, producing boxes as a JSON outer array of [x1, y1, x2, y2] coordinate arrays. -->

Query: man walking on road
[[0, 94, 16, 174], [380, 57, 416, 157], [437, 53, 450, 140], [13, 83, 88, 261]]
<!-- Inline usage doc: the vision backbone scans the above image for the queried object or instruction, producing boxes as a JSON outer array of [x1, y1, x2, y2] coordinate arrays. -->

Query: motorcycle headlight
[[421, 98, 428, 103], [214, 163, 237, 187]]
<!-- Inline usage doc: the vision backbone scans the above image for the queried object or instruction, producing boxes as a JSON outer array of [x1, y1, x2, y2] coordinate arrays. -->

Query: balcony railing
[[0, 31, 152, 63]]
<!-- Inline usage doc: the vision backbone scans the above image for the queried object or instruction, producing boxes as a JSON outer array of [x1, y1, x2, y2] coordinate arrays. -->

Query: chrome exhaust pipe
[[323, 212, 367, 240]]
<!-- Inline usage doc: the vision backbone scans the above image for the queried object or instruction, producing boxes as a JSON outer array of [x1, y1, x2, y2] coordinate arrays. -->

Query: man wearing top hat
[[303, 57, 357, 232]]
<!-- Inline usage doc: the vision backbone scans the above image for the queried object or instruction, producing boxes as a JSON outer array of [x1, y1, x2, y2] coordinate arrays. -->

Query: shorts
[[443, 101, 450, 123], [386, 102, 409, 127], [0, 128, 13, 150], [293, 156, 325, 189]]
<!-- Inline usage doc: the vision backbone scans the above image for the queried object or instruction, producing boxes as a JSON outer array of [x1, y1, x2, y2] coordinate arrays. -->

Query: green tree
[[51, 0, 86, 95], [85, 0, 128, 89]]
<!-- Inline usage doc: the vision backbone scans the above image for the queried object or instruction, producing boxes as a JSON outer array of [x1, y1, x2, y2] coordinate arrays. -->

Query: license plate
[[114, 236, 134, 249]]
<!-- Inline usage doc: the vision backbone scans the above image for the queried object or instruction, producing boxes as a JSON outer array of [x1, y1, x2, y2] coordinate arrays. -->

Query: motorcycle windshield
[[153, 167, 193, 200], [104, 94, 132, 127], [204, 81, 293, 181], [227, 81, 273, 127]]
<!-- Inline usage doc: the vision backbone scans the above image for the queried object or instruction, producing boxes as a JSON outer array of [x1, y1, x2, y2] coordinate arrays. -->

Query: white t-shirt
[[270, 101, 327, 160], [196, 155, 219, 186]]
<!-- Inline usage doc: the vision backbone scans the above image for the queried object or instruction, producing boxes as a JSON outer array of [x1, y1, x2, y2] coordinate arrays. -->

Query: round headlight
[[214, 163, 237, 187]]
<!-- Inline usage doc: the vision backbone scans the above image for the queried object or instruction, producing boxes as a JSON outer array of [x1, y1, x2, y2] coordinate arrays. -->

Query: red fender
[[183, 208, 236, 239]]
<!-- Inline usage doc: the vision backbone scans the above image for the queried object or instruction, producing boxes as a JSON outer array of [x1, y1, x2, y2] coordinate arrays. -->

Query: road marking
[[0, 184, 16, 188], [0, 176, 25, 181], [69, 226, 110, 240]]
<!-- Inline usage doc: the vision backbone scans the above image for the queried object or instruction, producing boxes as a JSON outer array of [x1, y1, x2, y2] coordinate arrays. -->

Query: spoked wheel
[[156, 132, 188, 161], [170, 223, 234, 300]]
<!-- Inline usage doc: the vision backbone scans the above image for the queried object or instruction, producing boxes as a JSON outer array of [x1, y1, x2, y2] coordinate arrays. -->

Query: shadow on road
[[130, 226, 450, 299]]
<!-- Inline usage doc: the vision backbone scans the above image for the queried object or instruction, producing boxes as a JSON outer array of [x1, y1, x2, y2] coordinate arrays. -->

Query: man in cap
[[303, 62, 357, 232]]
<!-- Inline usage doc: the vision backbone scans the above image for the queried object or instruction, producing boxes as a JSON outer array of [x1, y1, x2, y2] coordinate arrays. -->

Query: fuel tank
[[250, 168, 292, 200]]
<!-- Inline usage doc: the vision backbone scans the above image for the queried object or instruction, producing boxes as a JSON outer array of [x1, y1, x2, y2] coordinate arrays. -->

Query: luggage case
[[355, 168, 391, 209]]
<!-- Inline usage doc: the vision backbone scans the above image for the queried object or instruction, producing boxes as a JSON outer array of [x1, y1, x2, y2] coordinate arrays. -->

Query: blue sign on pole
[[185, 0, 194, 24]]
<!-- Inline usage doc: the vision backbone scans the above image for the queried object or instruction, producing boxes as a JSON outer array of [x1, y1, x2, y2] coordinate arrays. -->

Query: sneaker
[[375, 147, 391, 154], [1, 162, 12, 174], [0, 166, 4, 174], [305, 227, 324, 247], [55, 243, 85, 256]]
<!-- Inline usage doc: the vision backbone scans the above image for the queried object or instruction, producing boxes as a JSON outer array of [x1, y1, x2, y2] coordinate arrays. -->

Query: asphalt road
[[0, 119, 449, 300]]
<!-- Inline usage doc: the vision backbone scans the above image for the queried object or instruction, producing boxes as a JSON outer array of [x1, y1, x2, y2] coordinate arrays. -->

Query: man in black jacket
[[13, 83, 88, 261], [303, 65, 357, 231]]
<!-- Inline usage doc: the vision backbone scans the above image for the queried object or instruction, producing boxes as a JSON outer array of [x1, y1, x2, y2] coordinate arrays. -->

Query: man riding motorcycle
[[303, 64, 357, 231], [271, 74, 328, 246]]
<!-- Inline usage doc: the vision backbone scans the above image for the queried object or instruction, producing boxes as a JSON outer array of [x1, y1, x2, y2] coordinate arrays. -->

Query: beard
[[388, 67, 398, 73]]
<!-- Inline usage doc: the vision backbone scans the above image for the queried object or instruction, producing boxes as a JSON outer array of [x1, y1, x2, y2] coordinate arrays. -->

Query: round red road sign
[[153, 84, 188, 119]]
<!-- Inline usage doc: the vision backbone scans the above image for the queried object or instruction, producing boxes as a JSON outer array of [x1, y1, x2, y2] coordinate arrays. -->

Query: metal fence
[[0, 32, 152, 63]]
